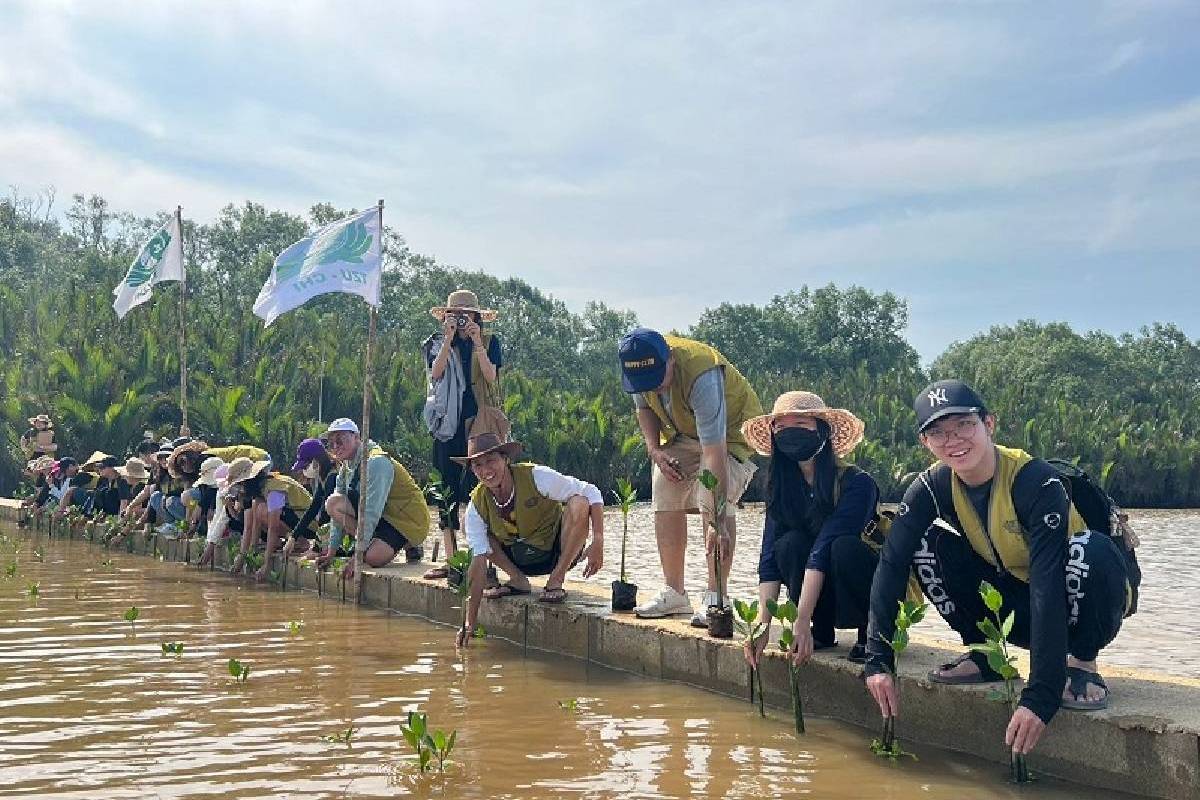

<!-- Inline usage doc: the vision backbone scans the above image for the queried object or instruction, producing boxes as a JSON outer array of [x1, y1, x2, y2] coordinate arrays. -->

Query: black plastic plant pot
[[611, 580, 638, 611], [446, 566, 464, 589], [707, 605, 734, 639]]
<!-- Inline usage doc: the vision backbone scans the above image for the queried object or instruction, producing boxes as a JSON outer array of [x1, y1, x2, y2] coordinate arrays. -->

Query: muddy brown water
[[584, 505, 1199, 679], [0, 523, 1125, 799]]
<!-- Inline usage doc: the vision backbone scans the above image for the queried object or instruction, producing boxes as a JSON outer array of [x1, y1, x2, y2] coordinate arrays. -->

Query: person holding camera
[[421, 289, 504, 579]]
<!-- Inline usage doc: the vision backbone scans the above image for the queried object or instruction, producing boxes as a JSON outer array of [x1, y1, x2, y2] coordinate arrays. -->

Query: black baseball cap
[[98, 456, 120, 469], [914, 379, 987, 433], [618, 327, 670, 393], [57, 457, 78, 470]]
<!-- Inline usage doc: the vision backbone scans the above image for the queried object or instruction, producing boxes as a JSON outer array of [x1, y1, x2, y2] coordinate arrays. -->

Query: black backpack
[[1046, 459, 1142, 615]]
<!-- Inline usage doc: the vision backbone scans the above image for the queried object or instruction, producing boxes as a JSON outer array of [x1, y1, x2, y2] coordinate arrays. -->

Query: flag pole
[[353, 199, 383, 603], [176, 205, 190, 437]]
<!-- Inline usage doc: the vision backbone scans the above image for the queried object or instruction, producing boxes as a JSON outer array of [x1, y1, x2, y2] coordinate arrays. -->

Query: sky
[[1, 0, 1198, 361]]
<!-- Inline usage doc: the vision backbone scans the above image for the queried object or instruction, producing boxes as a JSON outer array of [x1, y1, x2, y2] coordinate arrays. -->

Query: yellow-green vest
[[204, 445, 270, 463], [264, 474, 314, 531], [352, 445, 430, 545], [950, 446, 1087, 583], [641, 335, 763, 462], [470, 463, 562, 549]]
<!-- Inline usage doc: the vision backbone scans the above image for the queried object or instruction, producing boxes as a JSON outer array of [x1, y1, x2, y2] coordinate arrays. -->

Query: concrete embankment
[[4, 499, 1197, 800]]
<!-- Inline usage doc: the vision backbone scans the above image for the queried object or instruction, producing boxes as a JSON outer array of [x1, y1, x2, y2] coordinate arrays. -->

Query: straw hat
[[224, 456, 271, 487], [741, 391, 865, 458], [26, 455, 54, 473], [429, 289, 498, 322], [449, 432, 523, 465], [167, 439, 210, 478], [193, 456, 225, 488], [28, 414, 52, 428], [117, 458, 150, 482], [83, 450, 115, 467]]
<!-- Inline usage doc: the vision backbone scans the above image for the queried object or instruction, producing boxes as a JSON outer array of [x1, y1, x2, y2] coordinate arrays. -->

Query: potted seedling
[[610, 477, 638, 611], [697, 469, 733, 638], [971, 580, 1032, 783], [227, 657, 251, 683], [733, 598, 767, 717], [766, 598, 805, 734], [870, 598, 926, 760]]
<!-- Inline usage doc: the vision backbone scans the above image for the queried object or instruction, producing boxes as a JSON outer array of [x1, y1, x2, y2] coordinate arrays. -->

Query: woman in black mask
[[742, 391, 880, 669]]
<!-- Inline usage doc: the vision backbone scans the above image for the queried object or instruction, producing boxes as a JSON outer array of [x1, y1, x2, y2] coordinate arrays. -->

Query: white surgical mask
[[303, 463, 319, 479]]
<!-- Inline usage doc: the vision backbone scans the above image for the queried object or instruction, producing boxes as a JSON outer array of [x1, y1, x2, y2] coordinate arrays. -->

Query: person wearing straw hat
[[316, 418, 431, 580], [21, 456, 56, 511], [421, 289, 504, 581], [453, 432, 604, 646], [224, 457, 317, 580], [864, 379, 1138, 760], [56, 451, 117, 516], [617, 327, 763, 626], [20, 414, 57, 459], [114, 458, 150, 516], [181, 456, 224, 539], [739, 391, 882, 670], [127, 440, 181, 525]]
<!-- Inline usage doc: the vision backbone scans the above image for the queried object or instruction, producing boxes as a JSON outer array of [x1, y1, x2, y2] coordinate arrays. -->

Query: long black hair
[[766, 418, 840, 534]]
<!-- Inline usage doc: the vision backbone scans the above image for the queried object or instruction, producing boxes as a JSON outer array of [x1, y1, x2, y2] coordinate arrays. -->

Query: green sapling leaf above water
[[123, 606, 139, 632], [5, 561, 17, 579], [613, 477, 637, 583], [322, 725, 357, 747], [27, 581, 39, 599], [971, 579, 1031, 783], [733, 598, 767, 717], [161, 641, 184, 658], [767, 598, 806, 734], [32, 548, 44, 563], [227, 657, 250, 683], [288, 620, 304, 636], [871, 598, 927, 761], [558, 698, 580, 712]]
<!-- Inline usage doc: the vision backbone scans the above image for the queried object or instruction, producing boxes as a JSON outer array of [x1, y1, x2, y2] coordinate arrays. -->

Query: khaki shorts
[[650, 436, 757, 514]]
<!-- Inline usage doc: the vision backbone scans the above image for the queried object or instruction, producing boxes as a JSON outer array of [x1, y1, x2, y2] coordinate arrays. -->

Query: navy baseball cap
[[618, 327, 670, 393], [915, 379, 987, 433]]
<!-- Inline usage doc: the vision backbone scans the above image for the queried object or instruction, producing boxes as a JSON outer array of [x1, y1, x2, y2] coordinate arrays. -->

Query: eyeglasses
[[923, 417, 980, 446]]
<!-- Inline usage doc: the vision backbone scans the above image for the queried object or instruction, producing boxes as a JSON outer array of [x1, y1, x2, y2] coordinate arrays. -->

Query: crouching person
[[456, 433, 604, 647], [225, 457, 316, 581], [865, 380, 1139, 759], [317, 418, 430, 580]]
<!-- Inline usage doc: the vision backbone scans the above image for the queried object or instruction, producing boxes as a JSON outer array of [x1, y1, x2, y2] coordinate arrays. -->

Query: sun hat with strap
[[741, 391, 865, 457]]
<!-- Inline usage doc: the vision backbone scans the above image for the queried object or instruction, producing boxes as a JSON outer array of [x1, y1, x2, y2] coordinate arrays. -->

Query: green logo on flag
[[126, 230, 172, 288], [275, 220, 372, 282]]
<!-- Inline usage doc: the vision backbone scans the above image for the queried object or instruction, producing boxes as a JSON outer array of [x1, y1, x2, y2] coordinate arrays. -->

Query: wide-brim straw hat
[[26, 456, 54, 473], [449, 432, 523, 465], [429, 289, 498, 322], [741, 391, 865, 458], [83, 450, 115, 467], [28, 414, 52, 428], [193, 456, 225, 487], [117, 458, 150, 482], [224, 456, 272, 487], [167, 440, 210, 478]]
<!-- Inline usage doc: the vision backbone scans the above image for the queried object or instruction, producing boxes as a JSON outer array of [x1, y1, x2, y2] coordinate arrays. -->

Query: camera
[[449, 313, 471, 329]]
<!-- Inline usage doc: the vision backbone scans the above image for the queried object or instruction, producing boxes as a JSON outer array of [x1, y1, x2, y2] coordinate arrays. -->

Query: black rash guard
[[864, 456, 1071, 724]]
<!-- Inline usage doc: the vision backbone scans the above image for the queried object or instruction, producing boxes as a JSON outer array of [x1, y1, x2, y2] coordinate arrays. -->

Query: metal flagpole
[[176, 205, 190, 437], [352, 199, 384, 603]]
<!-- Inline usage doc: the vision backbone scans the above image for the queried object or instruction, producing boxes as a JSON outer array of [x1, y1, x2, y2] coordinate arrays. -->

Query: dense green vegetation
[[2, 191, 1197, 506]]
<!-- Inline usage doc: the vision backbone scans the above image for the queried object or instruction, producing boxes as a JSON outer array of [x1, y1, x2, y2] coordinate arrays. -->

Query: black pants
[[774, 529, 878, 644], [914, 525, 1127, 661], [431, 416, 480, 531]]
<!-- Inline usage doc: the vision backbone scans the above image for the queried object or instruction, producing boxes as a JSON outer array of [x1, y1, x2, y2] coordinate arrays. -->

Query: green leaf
[[891, 628, 909, 654], [697, 469, 718, 491], [976, 617, 1002, 642], [980, 580, 1003, 613], [123, 606, 139, 623], [402, 727, 420, 750], [985, 650, 1011, 677], [446, 729, 457, 757], [432, 730, 447, 751], [764, 599, 779, 619], [1001, 611, 1015, 638]]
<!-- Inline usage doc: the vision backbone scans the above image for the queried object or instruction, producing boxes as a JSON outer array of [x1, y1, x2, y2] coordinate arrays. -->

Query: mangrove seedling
[[610, 477, 638, 611], [5, 561, 17, 579], [32, 547, 44, 563], [558, 698, 581, 713], [698, 469, 733, 638], [161, 641, 185, 658], [766, 598, 805, 734], [446, 548, 474, 641], [423, 470, 456, 555], [227, 657, 251, 683], [123, 606, 140, 633], [401, 711, 457, 773], [871, 598, 927, 760], [27, 581, 39, 600], [732, 598, 767, 717], [323, 724, 357, 747], [971, 580, 1031, 783], [288, 620, 304, 636], [426, 727, 457, 773]]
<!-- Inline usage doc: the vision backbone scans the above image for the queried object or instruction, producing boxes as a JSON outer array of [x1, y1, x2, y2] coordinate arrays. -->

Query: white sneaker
[[634, 587, 693, 619], [690, 590, 724, 628]]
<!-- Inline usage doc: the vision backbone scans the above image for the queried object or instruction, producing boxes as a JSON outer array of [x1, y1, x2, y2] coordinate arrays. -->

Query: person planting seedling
[[766, 598, 805, 734], [870, 598, 926, 759], [611, 477, 638, 611], [733, 598, 767, 716], [972, 580, 1032, 783]]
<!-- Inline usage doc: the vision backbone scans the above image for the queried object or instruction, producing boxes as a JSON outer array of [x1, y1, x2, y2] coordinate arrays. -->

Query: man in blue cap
[[618, 327, 763, 627]]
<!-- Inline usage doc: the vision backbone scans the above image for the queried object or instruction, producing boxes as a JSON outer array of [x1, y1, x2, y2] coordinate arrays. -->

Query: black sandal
[[927, 650, 1005, 684], [1062, 666, 1109, 710]]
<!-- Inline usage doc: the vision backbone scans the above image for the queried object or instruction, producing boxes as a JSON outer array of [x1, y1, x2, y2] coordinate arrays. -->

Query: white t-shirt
[[464, 465, 602, 556]]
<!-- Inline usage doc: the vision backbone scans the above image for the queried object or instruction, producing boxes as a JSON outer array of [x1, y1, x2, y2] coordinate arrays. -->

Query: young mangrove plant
[[871, 598, 927, 760], [5, 561, 17, 579], [32, 547, 44, 563], [766, 598, 805, 734], [161, 641, 185, 658], [323, 724, 357, 747], [971, 580, 1031, 783], [732, 598, 767, 717], [288, 620, 304, 637], [446, 548, 481, 643], [557, 698, 581, 713], [123, 606, 140, 633], [27, 581, 39, 600], [697, 469, 733, 638], [400, 711, 457, 774], [423, 470, 456, 562], [610, 477, 639, 611], [227, 657, 251, 683]]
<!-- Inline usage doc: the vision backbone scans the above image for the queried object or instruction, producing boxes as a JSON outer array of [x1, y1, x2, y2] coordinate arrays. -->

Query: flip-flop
[[483, 583, 531, 600], [423, 566, 450, 580], [539, 586, 568, 604], [927, 650, 1005, 684], [1062, 666, 1109, 711]]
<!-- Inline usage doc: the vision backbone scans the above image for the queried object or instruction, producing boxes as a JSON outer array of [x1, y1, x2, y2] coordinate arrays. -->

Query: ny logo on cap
[[927, 387, 949, 407]]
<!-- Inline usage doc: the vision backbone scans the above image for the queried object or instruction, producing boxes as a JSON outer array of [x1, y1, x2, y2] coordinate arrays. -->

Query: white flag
[[112, 215, 185, 320], [253, 208, 381, 326]]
